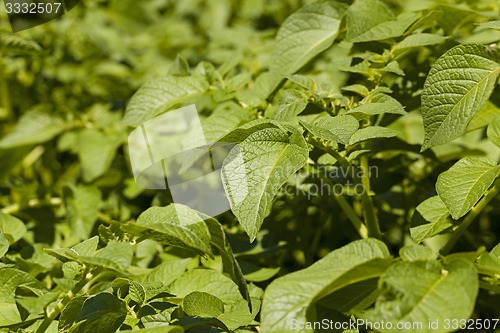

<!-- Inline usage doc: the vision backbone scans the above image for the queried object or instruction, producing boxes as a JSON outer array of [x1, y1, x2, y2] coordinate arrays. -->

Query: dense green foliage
[[1, 0, 500, 332]]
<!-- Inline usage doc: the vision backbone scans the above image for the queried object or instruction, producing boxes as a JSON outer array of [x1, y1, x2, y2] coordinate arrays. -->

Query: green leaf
[[76, 128, 122, 182], [134, 327, 184, 333], [410, 196, 453, 244], [239, 261, 280, 282], [204, 218, 251, 309], [399, 245, 436, 261], [0, 106, 65, 149], [145, 259, 190, 286], [476, 243, 500, 277], [271, 1, 347, 75], [0, 268, 44, 326], [393, 33, 448, 53], [73, 293, 127, 333], [346, 0, 419, 43], [349, 126, 400, 145], [46, 240, 133, 271], [59, 296, 87, 333], [362, 259, 478, 333], [466, 101, 500, 132], [302, 114, 359, 145], [421, 44, 500, 150], [0, 232, 9, 258], [478, 20, 500, 31], [130, 204, 213, 256], [436, 157, 500, 219], [183, 291, 225, 318], [0, 33, 41, 55], [347, 94, 406, 118], [63, 185, 102, 240], [487, 116, 500, 148], [0, 211, 27, 244], [221, 127, 308, 241], [261, 239, 392, 332], [270, 90, 308, 123], [122, 76, 209, 126], [169, 269, 245, 303]]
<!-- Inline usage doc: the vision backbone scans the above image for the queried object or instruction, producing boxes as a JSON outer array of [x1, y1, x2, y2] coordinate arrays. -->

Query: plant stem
[[307, 136, 350, 169], [0, 73, 12, 119], [1, 197, 62, 215], [440, 178, 500, 255], [359, 155, 381, 239], [36, 269, 91, 333], [36, 270, 112, 333], [307, 137, 381, 239], [335, 195, 368, 239]]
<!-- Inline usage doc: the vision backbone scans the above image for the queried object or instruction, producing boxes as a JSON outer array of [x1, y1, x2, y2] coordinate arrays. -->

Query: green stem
[[307, 137, 350, 169], [335, 195, 368, 239], [479, 281, 500, 294], [1, 197, 62, 215], [307, 137, 381, 239], [440, 178, 500, 255], [36, 270, 111, 333], [359, 155, 381, 239], [0, 73, 12, 119]]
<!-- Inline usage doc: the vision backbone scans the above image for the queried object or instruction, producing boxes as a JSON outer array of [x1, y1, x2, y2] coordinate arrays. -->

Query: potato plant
[[0, 0, 500, 332]]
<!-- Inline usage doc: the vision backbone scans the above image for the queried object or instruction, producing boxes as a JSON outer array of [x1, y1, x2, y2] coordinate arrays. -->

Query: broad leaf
[[182, 291, 225, 318], [0, 211, 27, 244], [128, 204, 213, 256], [0, 268, 44, 326], [421, 44, 500, 150], [346, 0, 419, 43], [362, 259, 478, 333], [204, 218, 250, 309], [478, 20, 500, 31], [399, 245, 436, 261], [436, 157, 500, 219], [271, 1, 347, 75], [122, 76, 209, 126], [410, 196, 453, 244], [486, 116, 500, 148], [466, 101, 500, 132], [270, 90, 308, 122], [349, 127, 400, 145], [302, 114, 359, 145], [476, 243, 500, 278], [347, 94, 406, 119], [221, 127, 308, 241], [393, 33, 448, 53], [63, 185, 102, 240], [0, 232, 8, 258], [0, 33, 41, 54], [0, 106, 66, 148], [73, 293, 127, 333], [261, 239, 392, 332], [76, 128, 123, 182]]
